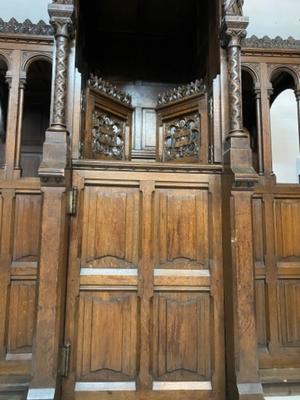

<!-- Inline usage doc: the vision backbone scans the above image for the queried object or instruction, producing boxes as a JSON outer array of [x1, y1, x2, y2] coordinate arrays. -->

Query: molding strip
[[152, 381, 212, 391], [75, 382, 136, 391], [27, 388, 55, 400], [80, 268, 138, 276], [154, 269, 210, 277]]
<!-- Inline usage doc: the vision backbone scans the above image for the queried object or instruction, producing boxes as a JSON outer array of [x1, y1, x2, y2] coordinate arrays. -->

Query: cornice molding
[[157, 80, 206, 106], [243, 35, 300, 50], [0, 18, 53, 36]]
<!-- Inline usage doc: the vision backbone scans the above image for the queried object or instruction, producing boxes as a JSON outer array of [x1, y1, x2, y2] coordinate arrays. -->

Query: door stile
[[138, 180, 155, 392]]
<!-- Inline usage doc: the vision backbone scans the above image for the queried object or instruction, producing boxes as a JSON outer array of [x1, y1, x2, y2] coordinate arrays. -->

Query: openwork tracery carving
[[157, 80, 206, 106], [88, 74, 132, 105], [164, 114, 200, 162], [92, 111, 125, 160]]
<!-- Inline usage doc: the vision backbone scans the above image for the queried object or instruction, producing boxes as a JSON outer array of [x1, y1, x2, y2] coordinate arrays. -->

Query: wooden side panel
[[81, 187, 140, 268], [7, 281, 36, 353], [153, 188, 208, 269], [152, 292, 211, 381], [252, 197, 265, 268], [277, 281, 300, 347], [76, 291, 138, 381], [255, 280, 267, 348], [13, 194, 42, 262], [274, 199, 300, 262]]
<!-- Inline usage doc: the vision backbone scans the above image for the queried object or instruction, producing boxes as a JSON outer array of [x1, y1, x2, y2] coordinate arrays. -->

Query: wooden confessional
[[0, 1, 300, 400]]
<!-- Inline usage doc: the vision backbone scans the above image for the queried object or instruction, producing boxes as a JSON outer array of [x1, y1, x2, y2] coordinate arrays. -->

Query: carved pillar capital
[[221, 16, 248, 48], [294, 89, 300, 101], [5, 71, 13, 89]]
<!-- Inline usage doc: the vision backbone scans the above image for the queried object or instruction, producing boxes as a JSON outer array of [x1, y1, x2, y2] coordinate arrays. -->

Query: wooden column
[[3, 50, 21, 178], [38, 2, 74, 180], [27, 2, 74, 400], [295, 89, 300, 152], [221, 3, 263, 399], [13, 74, 26, 177], [260, 63, 274, 178], [254, 88, 264, 175]]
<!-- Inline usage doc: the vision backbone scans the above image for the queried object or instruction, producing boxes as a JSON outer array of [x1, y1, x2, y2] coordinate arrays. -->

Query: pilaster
[[221, 3, 263, 399]]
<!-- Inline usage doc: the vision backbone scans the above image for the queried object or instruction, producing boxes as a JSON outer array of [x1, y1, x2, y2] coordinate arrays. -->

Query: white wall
[[0, 0, 49, 23], [271, 89, 300, 183]]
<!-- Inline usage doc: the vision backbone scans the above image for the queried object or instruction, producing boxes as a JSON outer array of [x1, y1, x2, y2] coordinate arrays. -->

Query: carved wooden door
[[62, 168, 225, 400]]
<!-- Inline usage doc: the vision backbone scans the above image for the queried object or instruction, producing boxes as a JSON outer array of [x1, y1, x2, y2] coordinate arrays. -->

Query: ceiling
[[77, 0, 219, 83]]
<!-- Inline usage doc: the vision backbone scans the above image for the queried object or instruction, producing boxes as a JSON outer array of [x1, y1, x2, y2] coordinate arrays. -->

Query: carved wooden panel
[[255, 280, 267, 347], [7, 281, 36, 353], [83, 87, 133, 160], [152, 292, 211, 381], [277, 280, 300, 347], [81, 187, 140, 268], [153, 188, 209, 269], [76, 291, 138, 381], [252, 197, 265, 267], [156, 93, 208, 164], [274, 199, 300, 262], [163, 113, 200, 162], [13, 194, 42, 262]]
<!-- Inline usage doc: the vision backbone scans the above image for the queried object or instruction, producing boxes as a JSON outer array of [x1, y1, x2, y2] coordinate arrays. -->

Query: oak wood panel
[[252, 197, 265, 268], [13, 194, 42, 262], [255, 280, 267, 348], [152, 292, 211, 381], [277, 280, 300, 347], [76, 291, 138, 381], [153, 188, 209, 269], [81, 187, 140, 268], [7, 281, 36, 354], [274, 199, 300, 264]]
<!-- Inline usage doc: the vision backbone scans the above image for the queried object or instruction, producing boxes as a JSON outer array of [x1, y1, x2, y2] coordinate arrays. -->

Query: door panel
[[63, 170, 224, 400]]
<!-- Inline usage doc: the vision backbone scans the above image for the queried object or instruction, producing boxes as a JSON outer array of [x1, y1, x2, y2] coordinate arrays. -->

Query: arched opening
[[270, 70, 299, 183], [0, 57, 9, 166], [20, 59, 52, 177], [242, 69, 258, 172]]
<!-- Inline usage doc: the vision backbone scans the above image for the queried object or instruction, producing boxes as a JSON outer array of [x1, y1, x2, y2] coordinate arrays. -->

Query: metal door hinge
[[67, 187, 78, 215], [60, 343, 71, 378]]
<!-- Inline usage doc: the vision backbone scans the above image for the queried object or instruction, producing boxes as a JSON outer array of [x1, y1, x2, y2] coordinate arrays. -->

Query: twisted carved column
[[49, 6, 73, 130], [222, 16, 249, 139]]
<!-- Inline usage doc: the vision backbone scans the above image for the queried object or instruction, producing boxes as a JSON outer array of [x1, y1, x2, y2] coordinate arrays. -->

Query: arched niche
[[242, 68, 258, 172], [270, 70, 299, 183], [20, 59, 52, 177], [0, 56, 9, 166]]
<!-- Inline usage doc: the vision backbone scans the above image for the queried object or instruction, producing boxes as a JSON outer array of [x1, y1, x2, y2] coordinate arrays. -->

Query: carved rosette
[[48, 3, 74, 130], [164, 114, 200, 162], [92, 111, 125, 160], [222, 16, 249, 137]]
